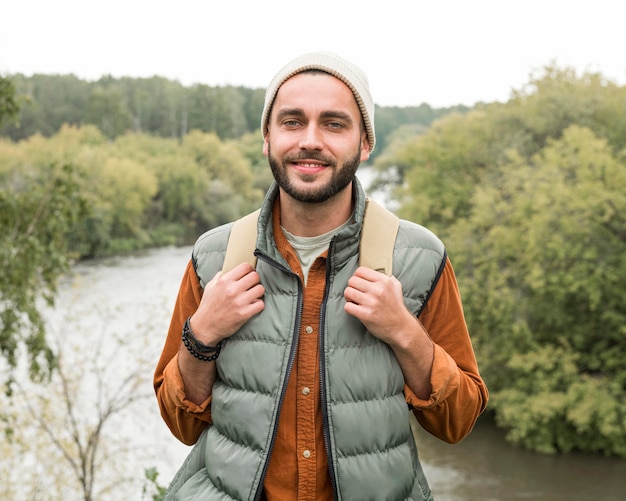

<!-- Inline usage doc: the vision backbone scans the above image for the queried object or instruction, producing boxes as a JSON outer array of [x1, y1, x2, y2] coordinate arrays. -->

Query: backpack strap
[[222, 200, 399, 276], [360, 197, 399, 276], [221, 208, 260, 273]]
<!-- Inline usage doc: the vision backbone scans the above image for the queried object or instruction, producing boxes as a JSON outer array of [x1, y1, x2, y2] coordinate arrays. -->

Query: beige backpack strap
[[221, 209, 260, 273], [359, 198, 400, 276], [221, 200, 399, 275]]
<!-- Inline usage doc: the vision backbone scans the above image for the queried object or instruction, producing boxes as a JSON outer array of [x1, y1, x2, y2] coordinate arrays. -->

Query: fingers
[[344, 267, 402, 320], [345, 267, 386, 302], [350, 266, 385, 282], [222, 262, 255, 280], [194, 264, 265, 342], [213, 262, 263, 297], [343, 281, 369, 306]]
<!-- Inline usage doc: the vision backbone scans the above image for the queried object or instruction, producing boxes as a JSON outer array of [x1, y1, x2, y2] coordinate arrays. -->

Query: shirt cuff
[[163, 354, 212, 417], [405, 344, 460, 409]]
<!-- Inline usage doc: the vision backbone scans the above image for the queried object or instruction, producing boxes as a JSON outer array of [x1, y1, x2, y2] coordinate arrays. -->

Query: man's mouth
[[293, 161, 327, 168], [286, 153, 333, 173], [291, 161, 327, 174]]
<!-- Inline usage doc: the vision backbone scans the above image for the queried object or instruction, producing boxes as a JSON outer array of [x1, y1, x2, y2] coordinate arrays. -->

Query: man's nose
[[299, 123, 323, 150]]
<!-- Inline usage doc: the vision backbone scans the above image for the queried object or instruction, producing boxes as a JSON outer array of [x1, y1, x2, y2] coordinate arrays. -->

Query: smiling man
[[154, 51, 488, 501]]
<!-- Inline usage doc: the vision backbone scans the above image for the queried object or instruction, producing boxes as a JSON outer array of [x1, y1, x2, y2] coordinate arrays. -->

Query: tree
[[0, 301, 166, 500], [0, 162, 89, 378], [384, 65, 626, 455], [0, 76, 19, 126], [448, 126, 626, 455], [181, 130, 264, 225], [85, 84, 133, 139], [391, 109, 498, 230], [389, 65, 626, 239]]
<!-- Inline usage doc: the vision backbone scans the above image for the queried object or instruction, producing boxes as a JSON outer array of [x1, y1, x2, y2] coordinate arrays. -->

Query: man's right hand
[[189, 262, 265, 346], [178, 263, 265, 405]]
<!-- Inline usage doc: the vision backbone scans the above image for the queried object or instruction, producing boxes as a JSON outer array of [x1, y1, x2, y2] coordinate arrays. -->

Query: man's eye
[[283, 120, 300, 127]]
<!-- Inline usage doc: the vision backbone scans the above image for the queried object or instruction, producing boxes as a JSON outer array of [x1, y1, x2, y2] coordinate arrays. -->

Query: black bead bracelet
[[182, 316, 223, 361]]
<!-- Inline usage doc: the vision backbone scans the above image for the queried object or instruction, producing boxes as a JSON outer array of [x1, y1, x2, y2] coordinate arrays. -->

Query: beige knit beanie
[[261, 51, 376, 152]]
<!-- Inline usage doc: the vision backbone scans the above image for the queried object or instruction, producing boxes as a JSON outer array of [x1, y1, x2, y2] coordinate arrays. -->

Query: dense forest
[[1, 65, 625, 478], [0, 73, 467, 158], [376, 66, 626, 457]]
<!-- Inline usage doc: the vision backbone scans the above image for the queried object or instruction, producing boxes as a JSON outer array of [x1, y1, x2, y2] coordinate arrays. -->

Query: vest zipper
[[319, 240, 339, 501], [253, 252, 304, 501]]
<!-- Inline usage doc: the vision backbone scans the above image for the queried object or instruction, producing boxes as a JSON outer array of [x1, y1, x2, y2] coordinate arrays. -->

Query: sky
[[2, 0, 625, 108]]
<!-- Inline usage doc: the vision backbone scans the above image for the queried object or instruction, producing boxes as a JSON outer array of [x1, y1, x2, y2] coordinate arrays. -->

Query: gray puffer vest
[[165, 180, 445, 501]]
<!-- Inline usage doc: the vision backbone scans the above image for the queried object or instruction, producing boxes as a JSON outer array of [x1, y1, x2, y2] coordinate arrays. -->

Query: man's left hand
[[344, 266, 416, 346]]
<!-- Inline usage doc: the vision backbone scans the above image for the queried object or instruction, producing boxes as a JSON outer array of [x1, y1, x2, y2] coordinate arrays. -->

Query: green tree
[[385, 65, 626, 455], [0, 162, 89, 377], [85, 84, 133, 139], [0, 74, 91, 140], [0, 76, 19, 126], [182, 130, 263, 225], [235, 130, 274, 193], [448, 126, 626, 455], [389, 66, 626, 237]]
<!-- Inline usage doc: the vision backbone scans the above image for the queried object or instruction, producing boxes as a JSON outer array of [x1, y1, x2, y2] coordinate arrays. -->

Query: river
[[22, 171, 625, 500]]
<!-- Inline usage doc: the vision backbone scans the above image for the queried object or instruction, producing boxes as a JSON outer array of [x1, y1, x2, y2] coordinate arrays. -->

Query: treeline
[[1, 126, 270, 256], [0, 73, 468, 158], [374, 65, 626, 457]]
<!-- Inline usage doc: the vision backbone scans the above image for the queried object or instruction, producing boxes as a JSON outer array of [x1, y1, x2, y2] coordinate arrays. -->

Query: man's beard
[[267, 145, 361, 204]]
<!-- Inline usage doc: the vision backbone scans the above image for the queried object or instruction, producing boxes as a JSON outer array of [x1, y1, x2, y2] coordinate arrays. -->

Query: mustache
[[283, 152, 335, 165]]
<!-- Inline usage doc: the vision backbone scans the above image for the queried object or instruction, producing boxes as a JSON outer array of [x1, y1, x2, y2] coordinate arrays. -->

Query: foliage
[[390, 65, 626, 456], [0, 74, 265, 143], [0, 73, 464, 162], [450, 126, 626, 455], [143, 468, 167, 501], [0, 161, 89, 377], [0, 299, 169, 500], [85, 85, 133, 140], [384, 66, 626, 234], [0, 76, 20, 126], [0, 124, 267, 374], [1, 125, 265, 257], [374, 102, 469, 155]]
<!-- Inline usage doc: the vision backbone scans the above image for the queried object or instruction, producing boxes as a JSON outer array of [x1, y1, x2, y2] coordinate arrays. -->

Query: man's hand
[[344, 266, 434, 399], [190, 262, 265, 346], [343, 266, 415, 346], [179, 263, 265, 405]]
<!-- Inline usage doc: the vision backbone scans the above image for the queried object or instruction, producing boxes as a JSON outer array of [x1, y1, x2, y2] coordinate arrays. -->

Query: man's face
[[263, 72, 371, 204]]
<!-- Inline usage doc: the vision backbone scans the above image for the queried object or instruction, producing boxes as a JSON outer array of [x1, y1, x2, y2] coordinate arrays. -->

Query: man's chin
[[281, 183, 332, 204]]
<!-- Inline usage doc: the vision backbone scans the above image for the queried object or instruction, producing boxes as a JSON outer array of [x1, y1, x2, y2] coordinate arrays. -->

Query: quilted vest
[[165, 180, 444, 501]]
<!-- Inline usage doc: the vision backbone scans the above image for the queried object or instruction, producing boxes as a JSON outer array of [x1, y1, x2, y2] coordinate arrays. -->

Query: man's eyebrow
[[319, 110, 354, 123], [275, 108, 305, 121]]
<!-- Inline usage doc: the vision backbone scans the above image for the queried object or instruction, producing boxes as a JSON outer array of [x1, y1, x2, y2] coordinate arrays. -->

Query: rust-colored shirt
[[154, 205, 488, 500]]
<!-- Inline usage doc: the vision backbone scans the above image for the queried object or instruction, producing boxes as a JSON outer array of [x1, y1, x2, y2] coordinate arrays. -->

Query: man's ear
[[263, 135, 269, 156], [360, 134, 371, 162]]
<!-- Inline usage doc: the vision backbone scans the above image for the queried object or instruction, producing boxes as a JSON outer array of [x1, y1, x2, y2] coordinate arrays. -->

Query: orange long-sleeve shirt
[[154, 209, 488, 500]]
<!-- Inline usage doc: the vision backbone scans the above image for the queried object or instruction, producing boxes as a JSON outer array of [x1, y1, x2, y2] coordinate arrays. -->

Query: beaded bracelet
[[182, 316, 223, 362]]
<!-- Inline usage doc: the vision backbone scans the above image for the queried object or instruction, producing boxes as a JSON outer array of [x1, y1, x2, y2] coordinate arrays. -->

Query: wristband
[[182, 316, 223, 361]]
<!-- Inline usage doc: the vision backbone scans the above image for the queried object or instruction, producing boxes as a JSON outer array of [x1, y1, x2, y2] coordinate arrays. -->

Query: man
[[154, 51, 488, 500]]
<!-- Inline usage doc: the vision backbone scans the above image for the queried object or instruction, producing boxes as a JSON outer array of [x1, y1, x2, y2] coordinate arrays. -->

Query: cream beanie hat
[[261, 51, 376, 152]]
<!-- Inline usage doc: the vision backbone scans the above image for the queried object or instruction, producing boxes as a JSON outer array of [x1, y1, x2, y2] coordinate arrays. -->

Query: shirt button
[[303, 450, 311, 458], [302, 387, 310, 396], [305, 325, 313, 334]]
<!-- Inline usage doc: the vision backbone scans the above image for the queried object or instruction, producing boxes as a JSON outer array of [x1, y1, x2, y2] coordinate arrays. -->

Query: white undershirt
[[282, 218, 352, 285]]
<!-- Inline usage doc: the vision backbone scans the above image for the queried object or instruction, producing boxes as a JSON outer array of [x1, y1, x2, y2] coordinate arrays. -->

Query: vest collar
[[256, 177, 368, 273]]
